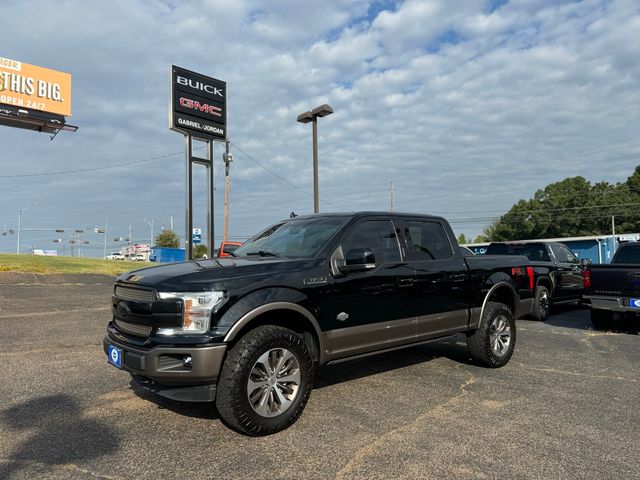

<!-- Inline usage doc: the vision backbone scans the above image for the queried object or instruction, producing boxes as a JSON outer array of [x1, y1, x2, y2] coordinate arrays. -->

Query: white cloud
[[0, 0, 639, 254]]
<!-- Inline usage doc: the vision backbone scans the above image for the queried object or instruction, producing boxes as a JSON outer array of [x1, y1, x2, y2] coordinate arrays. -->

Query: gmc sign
[[170, 65, 226, 140]]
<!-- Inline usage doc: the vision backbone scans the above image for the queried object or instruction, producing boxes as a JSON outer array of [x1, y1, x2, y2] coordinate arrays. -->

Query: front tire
[[216, 325, 314, 436], [590, 309, 613, 330], [467, 302, 516, 368]]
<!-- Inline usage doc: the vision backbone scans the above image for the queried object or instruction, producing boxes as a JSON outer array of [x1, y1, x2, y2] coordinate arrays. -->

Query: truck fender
[[216, 288, 324, 360], [476, 281, 518, 329], [536, 275, 554, 296]]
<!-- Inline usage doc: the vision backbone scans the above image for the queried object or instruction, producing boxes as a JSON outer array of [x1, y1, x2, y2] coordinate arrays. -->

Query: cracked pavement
[[0, 273, 638, 479]]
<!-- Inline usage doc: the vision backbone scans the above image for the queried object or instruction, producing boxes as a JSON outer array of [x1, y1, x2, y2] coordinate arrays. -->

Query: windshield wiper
[[245, 249, 280, 258]]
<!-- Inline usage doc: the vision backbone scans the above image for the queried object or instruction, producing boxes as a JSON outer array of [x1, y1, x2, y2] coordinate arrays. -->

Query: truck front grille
[[115, 285, 155, 302], [114, 318, 152, 338]]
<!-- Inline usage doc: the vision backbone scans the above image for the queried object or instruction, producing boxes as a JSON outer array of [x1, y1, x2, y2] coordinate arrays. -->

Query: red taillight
[[512, 266, 535, 290], [526, 266, 535, 290], [584, 269, 591, 289]]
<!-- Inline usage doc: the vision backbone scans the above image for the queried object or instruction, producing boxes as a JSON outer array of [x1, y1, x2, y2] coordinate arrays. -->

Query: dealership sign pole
[[170, 66, 227, 260]]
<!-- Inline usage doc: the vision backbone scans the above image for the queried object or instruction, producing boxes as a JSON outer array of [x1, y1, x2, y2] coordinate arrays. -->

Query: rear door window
[[404, 221, 453, 261]]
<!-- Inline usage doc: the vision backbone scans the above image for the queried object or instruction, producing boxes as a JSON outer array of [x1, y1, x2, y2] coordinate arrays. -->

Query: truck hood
[[116, 257, 314, 291]]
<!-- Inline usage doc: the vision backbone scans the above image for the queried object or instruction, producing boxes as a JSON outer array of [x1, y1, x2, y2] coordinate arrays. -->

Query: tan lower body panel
[[322, 309, 470, 363]]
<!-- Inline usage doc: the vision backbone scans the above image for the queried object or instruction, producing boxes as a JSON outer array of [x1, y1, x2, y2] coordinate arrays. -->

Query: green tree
[[155, 229, 180, 248], [193, 244, 208, 258], [480, 165, 640, 241], [457, 233, 469, 244]]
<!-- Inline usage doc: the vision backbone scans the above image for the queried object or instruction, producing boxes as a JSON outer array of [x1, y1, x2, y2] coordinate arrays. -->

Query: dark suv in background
[[485, 241, 587, 321]]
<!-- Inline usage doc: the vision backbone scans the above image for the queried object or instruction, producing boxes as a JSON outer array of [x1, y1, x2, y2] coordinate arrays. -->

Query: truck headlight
[[156, 291, 224, 335]]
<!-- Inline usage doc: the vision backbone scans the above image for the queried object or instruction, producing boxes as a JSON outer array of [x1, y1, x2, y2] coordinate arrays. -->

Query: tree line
[[461, 165, 640, 243]]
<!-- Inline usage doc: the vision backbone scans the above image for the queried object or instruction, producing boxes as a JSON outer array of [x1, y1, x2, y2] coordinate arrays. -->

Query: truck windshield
[[612, 245, 640, 263], [234, 217, 348, 259], [486, 243, 551, 262]]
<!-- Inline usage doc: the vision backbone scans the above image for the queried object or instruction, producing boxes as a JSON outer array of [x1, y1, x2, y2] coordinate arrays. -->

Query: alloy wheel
[[247, 348, 301, 418], [489, 315, 512, 357]]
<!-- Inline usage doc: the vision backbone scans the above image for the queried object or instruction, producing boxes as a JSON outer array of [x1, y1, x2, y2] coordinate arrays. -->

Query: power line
[[230, 142, 344, 209], [0, 149, 191, 178], [230, 143, 314, 198]]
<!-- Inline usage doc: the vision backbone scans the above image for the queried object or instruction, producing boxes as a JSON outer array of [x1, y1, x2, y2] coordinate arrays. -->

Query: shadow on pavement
[[545, 305, 639, 334], [315, 334, 472, 389], [0, 394, 119, 479], [129, 380, 219, 420]]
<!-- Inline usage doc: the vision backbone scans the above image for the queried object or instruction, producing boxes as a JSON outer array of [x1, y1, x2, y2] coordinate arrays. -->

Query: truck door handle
[[398, 278, 414, 287]]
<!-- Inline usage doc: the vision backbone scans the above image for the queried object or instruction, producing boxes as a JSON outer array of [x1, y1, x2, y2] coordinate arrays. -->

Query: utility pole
[[389, 182, 395, 212], [223, 140, 233, 242]]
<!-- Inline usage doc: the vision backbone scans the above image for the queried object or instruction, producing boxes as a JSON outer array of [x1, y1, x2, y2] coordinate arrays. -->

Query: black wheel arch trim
[[478, 281, 518, 329], [217, 288, 324, 362], [536, 275, 553, 295]]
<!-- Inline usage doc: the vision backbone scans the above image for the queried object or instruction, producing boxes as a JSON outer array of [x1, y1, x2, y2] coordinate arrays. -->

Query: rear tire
[[590, 309, 613, 330], [467, 302, 516, 368], [529, 285, 551, 321], [216, 325, 314, 436]]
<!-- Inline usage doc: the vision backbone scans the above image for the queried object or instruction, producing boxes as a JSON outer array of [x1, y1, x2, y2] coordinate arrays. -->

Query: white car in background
[[105, 252, 125, 260]]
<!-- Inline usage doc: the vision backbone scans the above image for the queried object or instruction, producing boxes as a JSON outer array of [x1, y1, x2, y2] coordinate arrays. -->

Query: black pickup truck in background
[[583, 242, 640, 331], [485, 241, 587, 321], [104, 212, 534, 435]]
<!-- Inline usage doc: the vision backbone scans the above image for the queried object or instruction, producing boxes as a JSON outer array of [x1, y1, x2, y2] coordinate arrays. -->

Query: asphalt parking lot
[[0, 273, 638, 479]]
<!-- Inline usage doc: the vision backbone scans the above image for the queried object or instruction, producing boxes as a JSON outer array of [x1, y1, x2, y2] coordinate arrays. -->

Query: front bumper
[[103, 334, 227, 401], [583, 295, 640, 314]]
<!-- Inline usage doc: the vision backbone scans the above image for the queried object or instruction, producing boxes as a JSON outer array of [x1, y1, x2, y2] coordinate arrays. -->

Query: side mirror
[[580, 258, 591, 267], [338, 248, 376, 273]]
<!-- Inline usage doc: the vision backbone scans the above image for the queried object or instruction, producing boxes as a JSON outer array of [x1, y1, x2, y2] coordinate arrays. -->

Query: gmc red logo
[[179, 97, 222, 117]]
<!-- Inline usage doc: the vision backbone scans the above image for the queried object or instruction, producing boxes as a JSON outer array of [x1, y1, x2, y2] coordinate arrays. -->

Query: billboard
[[0, 57, 72, 117], [170, 65, 226, 140]]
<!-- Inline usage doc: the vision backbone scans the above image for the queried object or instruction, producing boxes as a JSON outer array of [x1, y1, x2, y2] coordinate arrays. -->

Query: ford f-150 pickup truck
[[583, 242, 640, 331], [104, 212, 534, 435], [485, 241, 586, 321]]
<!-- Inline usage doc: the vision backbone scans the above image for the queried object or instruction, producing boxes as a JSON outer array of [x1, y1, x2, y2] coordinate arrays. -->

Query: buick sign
[[170, 65, 226, 140]]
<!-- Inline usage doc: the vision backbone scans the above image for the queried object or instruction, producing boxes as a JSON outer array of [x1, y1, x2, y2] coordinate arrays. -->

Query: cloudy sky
[[1, 0, 639, 256]]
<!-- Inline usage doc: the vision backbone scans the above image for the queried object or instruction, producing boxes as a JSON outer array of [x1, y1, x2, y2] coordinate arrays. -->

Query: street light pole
[[16, 202, 37, 254], [312, 117, 319, 213], [103, 216, 108, 259], [16, 209, 21, 254], [297, 104, 333, 214]]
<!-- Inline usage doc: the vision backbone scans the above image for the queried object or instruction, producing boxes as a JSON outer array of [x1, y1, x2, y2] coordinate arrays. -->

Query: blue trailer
[[149, 247, 185, 263]]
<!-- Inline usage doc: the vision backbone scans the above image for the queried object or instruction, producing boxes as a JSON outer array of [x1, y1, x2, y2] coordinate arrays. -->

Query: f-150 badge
[[303, 277, 327, 286]]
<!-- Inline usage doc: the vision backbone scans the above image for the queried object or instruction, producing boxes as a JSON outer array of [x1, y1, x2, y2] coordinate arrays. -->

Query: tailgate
[[591, 265, 640, 297]]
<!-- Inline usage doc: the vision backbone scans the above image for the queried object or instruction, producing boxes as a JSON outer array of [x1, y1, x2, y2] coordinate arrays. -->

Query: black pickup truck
[[485, 241, 587, 321], [104, 212, 534, 435], [583, 242, 640, 330]]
